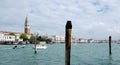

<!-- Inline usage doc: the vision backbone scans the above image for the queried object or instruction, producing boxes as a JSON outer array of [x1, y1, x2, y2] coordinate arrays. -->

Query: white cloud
[[79, 22, 105, 30], [0, 0, 120, 39], [108, 26, 120, 34]]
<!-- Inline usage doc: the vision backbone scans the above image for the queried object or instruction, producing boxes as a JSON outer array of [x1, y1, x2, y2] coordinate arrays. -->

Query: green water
[[0, 43, 120, 65]]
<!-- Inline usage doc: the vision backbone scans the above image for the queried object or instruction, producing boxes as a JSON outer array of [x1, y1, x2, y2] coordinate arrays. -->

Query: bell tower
[[24, 16, 30, 34]]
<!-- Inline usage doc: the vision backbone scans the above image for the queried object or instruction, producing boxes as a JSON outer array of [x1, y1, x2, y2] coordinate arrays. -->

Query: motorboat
[[33, 41, 47, 49], [35, 45, 47, 49]]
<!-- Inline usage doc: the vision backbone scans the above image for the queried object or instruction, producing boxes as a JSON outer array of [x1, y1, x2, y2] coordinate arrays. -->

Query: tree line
[[20, 33, 52, 44]]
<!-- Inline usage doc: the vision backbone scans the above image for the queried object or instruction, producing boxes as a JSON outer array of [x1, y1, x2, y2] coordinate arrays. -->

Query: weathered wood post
[[34, 33, 38, 54], [109, 36, 112, 55], [65, 20, 72, 65]]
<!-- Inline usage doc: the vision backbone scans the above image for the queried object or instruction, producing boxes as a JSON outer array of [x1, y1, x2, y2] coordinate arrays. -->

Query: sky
[[0, 0, 120, 40]]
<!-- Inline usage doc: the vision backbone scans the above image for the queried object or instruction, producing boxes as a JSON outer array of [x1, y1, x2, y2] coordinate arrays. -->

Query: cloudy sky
[[0, 0, 120, 40]]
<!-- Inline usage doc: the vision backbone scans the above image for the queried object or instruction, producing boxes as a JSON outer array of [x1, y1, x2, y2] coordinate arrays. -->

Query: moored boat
[[33, 41, 47, 49]]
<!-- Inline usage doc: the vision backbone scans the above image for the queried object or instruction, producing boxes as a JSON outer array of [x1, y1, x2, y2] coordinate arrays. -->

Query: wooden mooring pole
[[109, 36, 112, 55], [34, 33, 38, 54], [65, 20, 72, 65]]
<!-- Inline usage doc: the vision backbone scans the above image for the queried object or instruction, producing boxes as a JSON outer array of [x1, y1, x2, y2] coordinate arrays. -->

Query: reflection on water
[[33, 54, 39, 65], [108, 55, 112, 65], [0, 43, 120, 65]]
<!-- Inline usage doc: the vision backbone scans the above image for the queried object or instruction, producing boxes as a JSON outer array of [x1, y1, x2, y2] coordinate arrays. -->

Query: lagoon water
[[0, 43, 120, 65]]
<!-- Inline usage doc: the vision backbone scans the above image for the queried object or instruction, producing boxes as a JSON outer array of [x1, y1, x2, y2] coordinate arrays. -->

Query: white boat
[[33, 41, 47, 49], [35, 45, 47, 49]]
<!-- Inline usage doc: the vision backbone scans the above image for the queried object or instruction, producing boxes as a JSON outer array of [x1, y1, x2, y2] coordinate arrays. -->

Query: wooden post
[[65, 20, 72, 65], [109, 36, 112, 55], [34, 33, 38, 54]]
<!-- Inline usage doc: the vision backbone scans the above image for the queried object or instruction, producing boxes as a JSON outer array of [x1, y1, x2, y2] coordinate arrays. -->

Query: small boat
[[21, 45, 26, 48], [13, 45, 17, 49], [34, 45, 47, 49], [33, 41, 47, 49], [13, 45, 26, 49]]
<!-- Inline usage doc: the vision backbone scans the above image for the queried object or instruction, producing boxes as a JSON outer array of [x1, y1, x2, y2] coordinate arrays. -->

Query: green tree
[[20, 34, 28, 41], [30, 34, 35, 40], [37, 36, 52, 44], [46, 39, 52, 43], [37, 36, 45, 41], [28, 34, 35, 44]]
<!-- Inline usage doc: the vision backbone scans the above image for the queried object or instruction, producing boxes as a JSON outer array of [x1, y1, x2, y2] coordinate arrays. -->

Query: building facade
[[0, 31, 23, 43], [0, 32, 15, 42]]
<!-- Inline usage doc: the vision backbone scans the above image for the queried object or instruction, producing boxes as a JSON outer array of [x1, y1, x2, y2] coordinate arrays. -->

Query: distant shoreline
[[0, 42, 119, 45]]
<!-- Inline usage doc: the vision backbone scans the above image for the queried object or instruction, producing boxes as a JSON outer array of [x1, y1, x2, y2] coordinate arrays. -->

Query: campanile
[[24, 16, 30, 34]]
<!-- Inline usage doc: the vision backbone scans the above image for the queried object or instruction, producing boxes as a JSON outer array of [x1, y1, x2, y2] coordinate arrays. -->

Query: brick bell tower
[[24, 16, 30, 34]]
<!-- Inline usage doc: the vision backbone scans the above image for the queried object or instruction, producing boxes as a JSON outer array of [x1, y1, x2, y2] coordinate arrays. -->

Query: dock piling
[[109, 36, 112, 55], [65, 20, 72, 65], [34, 33, 38, 54]]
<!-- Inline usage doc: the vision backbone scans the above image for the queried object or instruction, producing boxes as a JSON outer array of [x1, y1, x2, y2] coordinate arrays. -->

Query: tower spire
[[24, 16, 30, 34]]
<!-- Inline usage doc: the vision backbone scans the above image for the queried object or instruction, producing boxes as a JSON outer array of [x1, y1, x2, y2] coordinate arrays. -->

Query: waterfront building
[[0, 32, 4, 42], [49, 35, 65, 43], [15, 33, 23, 42], [0, 31, 23, 43], [72, 37, 79, 43], [88, 39, 95, 43], [0, 32, 15, 42], [79, 39, 88, 43]]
